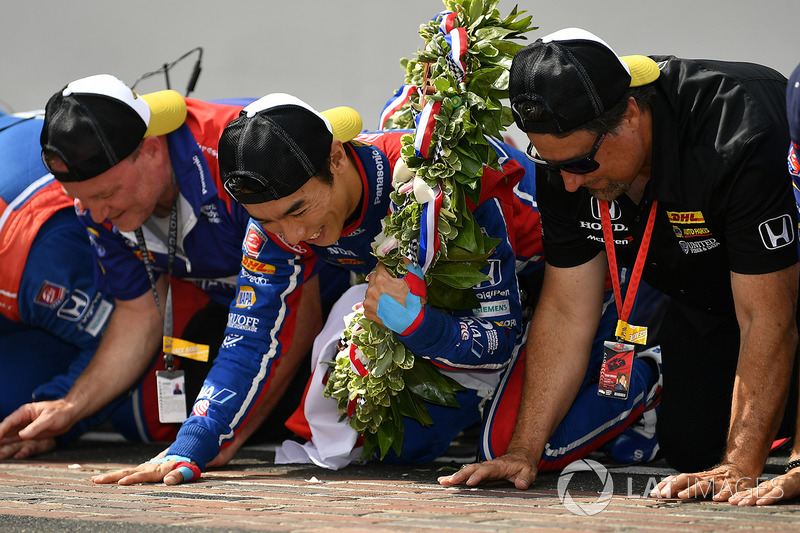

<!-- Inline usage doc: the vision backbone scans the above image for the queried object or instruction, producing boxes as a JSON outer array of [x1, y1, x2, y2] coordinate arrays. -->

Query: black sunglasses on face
[[525, 133, 606, 175]]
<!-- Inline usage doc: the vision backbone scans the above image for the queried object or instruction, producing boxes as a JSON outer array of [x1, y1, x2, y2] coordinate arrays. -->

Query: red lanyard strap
[[600, 200, 658, 323]]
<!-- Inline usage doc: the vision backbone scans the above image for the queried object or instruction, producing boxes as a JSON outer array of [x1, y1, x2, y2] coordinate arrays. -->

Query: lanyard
[[600, 200, 658, 342], [135, 200, 178, 370]]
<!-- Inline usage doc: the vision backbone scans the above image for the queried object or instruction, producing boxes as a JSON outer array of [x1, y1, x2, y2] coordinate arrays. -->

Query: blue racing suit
[[168, 130, 545, 469], [0, 112, 114, 439]]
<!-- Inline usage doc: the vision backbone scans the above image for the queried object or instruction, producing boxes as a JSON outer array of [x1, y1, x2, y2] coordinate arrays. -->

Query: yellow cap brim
[[621, 55, 660, 87], [141, 89, 187, 137], [321, 106, 362, 142]]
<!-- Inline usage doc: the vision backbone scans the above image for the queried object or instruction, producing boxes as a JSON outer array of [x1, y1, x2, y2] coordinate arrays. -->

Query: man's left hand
[[651, 463, 755, 501], [728, 467, 800, 506], [363, 262, 426, 333]]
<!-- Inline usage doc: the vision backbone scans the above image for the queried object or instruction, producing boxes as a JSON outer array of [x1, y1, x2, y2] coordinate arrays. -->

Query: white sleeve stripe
[[220, 259, 302, 444]]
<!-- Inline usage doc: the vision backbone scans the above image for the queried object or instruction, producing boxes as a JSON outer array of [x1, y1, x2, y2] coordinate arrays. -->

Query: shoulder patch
[[34, 281, 67, 309]]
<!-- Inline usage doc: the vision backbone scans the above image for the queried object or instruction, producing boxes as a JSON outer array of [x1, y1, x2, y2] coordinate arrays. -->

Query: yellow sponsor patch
[[682, 227, 711, 237], [163, 336, 210, 362], [235, 286, 256, 308], [666, 211, 705, 224], [337, 258, 365, 265], [241, 255, 276, 274], [615, 320, 648, 345]]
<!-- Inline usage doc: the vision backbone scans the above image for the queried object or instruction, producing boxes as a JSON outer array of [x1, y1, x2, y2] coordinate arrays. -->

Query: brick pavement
[[1, 435, 800, 532]]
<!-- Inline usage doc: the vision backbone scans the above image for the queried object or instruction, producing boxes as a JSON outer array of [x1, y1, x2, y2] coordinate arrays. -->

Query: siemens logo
[[476, 299, 510, 318]]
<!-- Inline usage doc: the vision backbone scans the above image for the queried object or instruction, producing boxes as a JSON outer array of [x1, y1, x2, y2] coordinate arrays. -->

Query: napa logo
[[235, 286, 256, 309]]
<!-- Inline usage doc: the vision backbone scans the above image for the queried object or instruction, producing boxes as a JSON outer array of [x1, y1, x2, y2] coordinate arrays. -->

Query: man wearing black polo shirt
[[438, 28, 799, 501]]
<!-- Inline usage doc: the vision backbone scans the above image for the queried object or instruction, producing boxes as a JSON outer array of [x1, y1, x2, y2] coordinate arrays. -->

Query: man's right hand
[[0, 400, 76, 444], [437, 449, 538, 490]]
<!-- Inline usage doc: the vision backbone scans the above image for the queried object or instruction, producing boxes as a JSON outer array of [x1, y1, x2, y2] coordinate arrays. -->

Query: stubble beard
[[585, 177, 630, 202]]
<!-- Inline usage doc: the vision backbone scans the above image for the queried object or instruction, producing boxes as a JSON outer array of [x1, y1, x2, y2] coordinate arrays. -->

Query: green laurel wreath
[[323, 0, 535, 461]]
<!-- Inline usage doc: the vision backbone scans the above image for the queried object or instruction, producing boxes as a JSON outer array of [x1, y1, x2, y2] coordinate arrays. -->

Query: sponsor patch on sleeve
[[34, 281, 67, 309], [235, 286, 257, 308], [241, 256, 276, 274], [244, 224, 268, 258]]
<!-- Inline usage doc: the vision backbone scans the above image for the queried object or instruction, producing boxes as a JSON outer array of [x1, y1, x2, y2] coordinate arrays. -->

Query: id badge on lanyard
[[136, 200, 209, 423], [597, 200, 658, 401]]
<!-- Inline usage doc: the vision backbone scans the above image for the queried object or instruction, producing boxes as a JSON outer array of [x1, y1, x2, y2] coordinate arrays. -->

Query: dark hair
[[516, 85, 657, 138], [315, 154, 334, 185]]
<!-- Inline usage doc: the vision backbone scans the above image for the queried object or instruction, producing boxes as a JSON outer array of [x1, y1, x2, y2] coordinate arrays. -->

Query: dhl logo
[[337, 258, 364, 265], [666, 210, 705, 224], [241, 256, 276, 274]]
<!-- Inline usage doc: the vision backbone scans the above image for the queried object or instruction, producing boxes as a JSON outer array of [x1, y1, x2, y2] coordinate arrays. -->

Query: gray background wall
[[3, 0, 798, 145]]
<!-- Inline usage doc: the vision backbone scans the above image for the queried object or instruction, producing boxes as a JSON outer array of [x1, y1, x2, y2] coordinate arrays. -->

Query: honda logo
[[57, 289, 90, 321], [758, 215, 794, 250], [590, 198, 621, 220]]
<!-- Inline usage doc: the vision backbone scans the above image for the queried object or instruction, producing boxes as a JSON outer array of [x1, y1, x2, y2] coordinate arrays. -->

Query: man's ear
[[329, 139, 347, 173], [625, 97, 642, 131], [139, 135, 170, 169]]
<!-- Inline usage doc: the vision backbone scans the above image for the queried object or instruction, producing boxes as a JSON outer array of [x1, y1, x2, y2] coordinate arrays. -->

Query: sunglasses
[[222, 173, 279, 204], [525, 133, 606, 175]]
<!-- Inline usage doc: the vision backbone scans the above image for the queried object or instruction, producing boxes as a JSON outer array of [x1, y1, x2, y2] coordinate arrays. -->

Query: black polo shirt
[[537, 55, 798, 318]]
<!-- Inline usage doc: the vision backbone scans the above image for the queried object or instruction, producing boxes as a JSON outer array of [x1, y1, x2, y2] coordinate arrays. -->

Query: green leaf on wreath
[[396, 387, 434, 426], [426, 279, 481, 311], [377, 420, 396, 459], [428, 262, 490, 289], [372, 346, 394, 378], [405, 359, 465, 407]]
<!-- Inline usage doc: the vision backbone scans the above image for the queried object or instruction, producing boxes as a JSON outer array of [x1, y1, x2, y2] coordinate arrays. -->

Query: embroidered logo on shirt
[[672, 225, 712, 239], [590, 198, 621, 220], [244, 225, 267, 258], [57, 288, 90, 322], [759, 215, 795, 250], [235, 286, 256, 308], [666, 211, 705, 224], [34, 281, 67, 309], [241, 256, 276, 274], [678, 238, 721, 255], [227, 312, 259, 332]]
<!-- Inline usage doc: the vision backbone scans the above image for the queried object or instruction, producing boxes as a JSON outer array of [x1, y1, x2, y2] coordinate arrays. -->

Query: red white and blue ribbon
[[443, 28, 468, 82], [348, 343, 368, 377], [437, 11, 458, 33], [433, 10, 468, 82], [414, 100, 442, 159], [418, 183, 443, 273], [379, 84, 418, 130]]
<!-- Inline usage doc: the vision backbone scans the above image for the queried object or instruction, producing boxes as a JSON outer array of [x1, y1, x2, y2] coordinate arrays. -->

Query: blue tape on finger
[[173, 461, 202, 483], [176, 465, 197, 482], [377, 291, 423, 333], [148, 454, 192, 464]]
